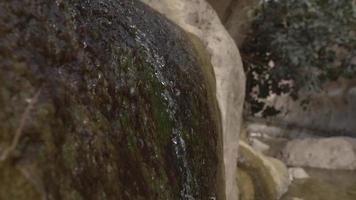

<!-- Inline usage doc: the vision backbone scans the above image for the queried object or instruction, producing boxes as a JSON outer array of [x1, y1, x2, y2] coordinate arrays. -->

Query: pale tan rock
[[283, 137, 356, 170], [291, 197, 304, 200], [288, 167, 309, 181], [140, 1, 246, 200], [207, 0, 260, 47], [250, 138, 270, 154]]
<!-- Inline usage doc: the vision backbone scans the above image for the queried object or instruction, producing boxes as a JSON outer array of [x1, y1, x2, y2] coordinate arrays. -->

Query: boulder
[[140, 0, 246, 199], [239, 142, 290, 200], [282, 137, 356, 170], [0, 0, 223, 199], [206, 0, 260, 47]]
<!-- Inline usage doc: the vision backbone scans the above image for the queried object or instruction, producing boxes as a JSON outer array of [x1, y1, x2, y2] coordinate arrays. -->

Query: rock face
[[282, 137, 356, 170], [140, 1, 246, 199], [253, 78, 356, 137], [207, 0, 260, 47], [238, 142, 290, 200], [206, 0, 233, 19], [0, 0, 223, 199]]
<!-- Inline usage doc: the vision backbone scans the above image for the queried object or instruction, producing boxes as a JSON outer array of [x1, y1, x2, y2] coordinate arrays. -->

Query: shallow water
[[281, 168, 356, 200]]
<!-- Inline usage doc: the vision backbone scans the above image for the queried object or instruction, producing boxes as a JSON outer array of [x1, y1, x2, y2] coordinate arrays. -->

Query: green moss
[[184, 33, 224, 199], [0, 162, 41, 200], [238, 143, 277, 200], [237, 168, 255, 200]]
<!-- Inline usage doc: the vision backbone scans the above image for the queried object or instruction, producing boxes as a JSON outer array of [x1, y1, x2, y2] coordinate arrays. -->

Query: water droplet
[[175, 89, 181, 96], [83, 41, 88, 49], [129, 87, 135, 95], [55, 0, 62, 6], [172, 138, 178, 145]]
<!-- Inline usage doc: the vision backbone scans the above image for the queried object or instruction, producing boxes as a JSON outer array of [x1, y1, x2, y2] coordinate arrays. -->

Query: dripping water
[[127, 23, 197, 199]]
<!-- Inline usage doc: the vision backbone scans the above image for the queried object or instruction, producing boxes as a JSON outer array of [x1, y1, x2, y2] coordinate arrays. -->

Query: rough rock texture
[[239, 142, 290, 200], [282, 137, 356, 170], [0, 0, 223, 199], [207, 0, 260, 47], [140, 1, 246, 199]]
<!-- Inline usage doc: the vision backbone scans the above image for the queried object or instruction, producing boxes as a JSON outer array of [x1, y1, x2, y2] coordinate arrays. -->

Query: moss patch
[[238, 143, 278, 200], [237, 168, 255, 200]]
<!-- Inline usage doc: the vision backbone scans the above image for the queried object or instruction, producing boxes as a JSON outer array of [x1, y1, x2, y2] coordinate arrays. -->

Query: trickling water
[[130, 24, 197, 199]]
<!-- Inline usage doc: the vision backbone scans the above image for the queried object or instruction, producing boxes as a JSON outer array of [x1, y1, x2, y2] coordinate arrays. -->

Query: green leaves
[[242, 0, 356, 115]]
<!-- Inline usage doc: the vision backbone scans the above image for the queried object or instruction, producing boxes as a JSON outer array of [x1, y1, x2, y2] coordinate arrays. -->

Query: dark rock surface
[[0, 0, 222, 199]]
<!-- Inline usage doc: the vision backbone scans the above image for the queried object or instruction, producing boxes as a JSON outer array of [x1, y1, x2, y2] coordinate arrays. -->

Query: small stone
[[249, 132, 262, 138], [250, 138, 270, 153], [288, 167, 309, 181], [291, 197, 304, 200]]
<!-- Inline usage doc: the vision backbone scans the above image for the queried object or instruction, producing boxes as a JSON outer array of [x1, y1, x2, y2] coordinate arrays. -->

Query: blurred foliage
[[242, 0, 356, 116]]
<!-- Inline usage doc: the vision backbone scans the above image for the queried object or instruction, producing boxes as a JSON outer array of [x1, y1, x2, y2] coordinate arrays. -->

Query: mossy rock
[[238, 142, 290, 200], [237, 168, 255, 200], [0, 0, 222, 199]]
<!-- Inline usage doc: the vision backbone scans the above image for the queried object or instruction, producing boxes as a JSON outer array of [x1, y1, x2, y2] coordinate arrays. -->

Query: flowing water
[[131, 23, 196, 199]]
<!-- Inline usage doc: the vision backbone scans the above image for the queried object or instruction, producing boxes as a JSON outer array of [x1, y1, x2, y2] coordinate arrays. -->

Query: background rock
[[283, 137, 356, 170], [0, 0, 222, 199], [249, 78, 356, 137], [140, 1, 246, 199]]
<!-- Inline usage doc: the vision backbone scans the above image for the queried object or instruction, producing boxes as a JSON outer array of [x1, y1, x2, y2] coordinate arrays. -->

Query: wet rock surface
[[0, 0, 222, 199], [140, 1, 246, 199]]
